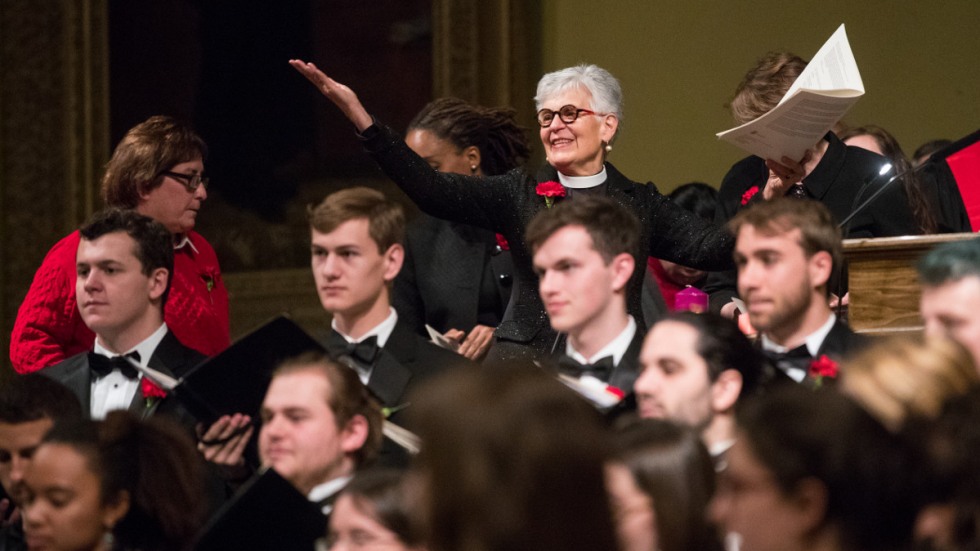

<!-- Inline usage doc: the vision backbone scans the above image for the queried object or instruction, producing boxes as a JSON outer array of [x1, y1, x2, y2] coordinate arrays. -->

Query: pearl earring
[[605, 144, 613, 153]]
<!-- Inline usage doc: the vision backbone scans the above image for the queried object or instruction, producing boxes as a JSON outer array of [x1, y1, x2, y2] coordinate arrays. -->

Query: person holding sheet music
[[707, 51, 920, 314], [290, 60, 734, 364]]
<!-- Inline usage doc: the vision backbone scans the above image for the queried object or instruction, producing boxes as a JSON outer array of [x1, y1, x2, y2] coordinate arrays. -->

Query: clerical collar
[[173, 234, 199, 253], [93, 323, 168, 369], [760, 313, 836, 357], [557, 166, 607, 189], [332, 308, 398, 348], [566, 316, 636, 366]]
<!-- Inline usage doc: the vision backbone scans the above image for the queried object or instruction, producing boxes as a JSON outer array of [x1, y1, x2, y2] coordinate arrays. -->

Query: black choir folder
[[194, 467, 326, 551], [142, 315, 326, 426]]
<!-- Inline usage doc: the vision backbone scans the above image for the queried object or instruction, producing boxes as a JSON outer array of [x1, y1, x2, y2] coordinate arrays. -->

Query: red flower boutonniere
[[495, 233, 510, 251], [808, 355, 839, 388], [536, 181, 566, 209], [141, 377, 167, 408], [741, 185, 760, 206]]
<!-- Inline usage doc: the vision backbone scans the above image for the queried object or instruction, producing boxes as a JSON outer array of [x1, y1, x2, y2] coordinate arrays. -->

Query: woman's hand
[[762, 151, 811, 200], [288, 59, 373, 132]]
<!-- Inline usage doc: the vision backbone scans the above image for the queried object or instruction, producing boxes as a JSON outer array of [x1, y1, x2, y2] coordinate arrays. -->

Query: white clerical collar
[[331, 308, 398, 348], [760, 313, 836, 358], [557, 166, 607, 189], [93, 322, 168, 369], [566, 316, 636, 366], [173, 234, 198, 253], [308, 475, 354, 515]]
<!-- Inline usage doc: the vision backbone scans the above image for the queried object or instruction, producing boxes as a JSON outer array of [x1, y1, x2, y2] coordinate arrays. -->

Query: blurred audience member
[[634, 312, 764, 458], [840, 335, 977, 431], [409, 365, 618, 551], [610, 419, 724, 551], [918, 238, 980, 368], [711, 386, 925, 551], [325, 469, 422, 551], [21, 411, 206, 551]]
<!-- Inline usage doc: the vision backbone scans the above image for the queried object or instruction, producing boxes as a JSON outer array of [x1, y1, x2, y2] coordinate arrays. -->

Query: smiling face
[[533, 225, 631, 343], [136, 158, 206, 234], [538, 86, 618, 177], [76, 231, 167, 349], [311, 218, 403, 335], [21, 443, 129, 551], [259, 369, 364, 495]]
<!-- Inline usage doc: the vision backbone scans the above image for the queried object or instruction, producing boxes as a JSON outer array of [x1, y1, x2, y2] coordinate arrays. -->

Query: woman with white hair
[[290, 60, 733, 362]]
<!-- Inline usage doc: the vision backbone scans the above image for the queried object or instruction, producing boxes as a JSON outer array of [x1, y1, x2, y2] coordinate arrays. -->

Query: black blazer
[[345, 321, 473, 424], [393, 215, 512, 338], [361, 123, 733, 362], [40, 331, 205, 428], [815, 318, 869, 360]]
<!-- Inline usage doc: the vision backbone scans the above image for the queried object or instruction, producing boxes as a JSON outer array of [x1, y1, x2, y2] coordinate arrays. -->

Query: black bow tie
[[557, 355, 615, 382], [327, 334, 380, 368], [88, 351, 142, 379], [763, 344, 812, 376]]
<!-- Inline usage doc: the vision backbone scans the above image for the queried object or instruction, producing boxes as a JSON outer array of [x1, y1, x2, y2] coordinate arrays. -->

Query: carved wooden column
[[432, 0, 542, 131], [0, 0, 109, 376]]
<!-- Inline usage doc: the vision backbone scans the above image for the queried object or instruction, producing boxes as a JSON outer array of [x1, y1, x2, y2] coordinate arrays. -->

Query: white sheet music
[[717, 24, 864, 162]]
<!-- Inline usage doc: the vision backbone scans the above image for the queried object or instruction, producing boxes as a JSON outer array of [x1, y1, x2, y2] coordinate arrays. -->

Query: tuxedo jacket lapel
[[368, 325, 417, 408], [608, 329, 644, 393], [40, 355, 93, 414]]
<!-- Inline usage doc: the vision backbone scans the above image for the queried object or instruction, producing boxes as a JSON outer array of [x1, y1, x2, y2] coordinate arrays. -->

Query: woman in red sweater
[[10, 116, 230, 373]]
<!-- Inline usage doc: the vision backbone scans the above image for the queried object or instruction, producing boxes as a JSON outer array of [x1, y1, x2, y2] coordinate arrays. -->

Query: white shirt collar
[[173, 234, 198, 254], [566, 316, 636, 366], [331, 308, 398, 348], [308, 475, 354, 515], [557, 166, 607, 189], [760, 313, 837, 357], [93, 322, 169, 369]]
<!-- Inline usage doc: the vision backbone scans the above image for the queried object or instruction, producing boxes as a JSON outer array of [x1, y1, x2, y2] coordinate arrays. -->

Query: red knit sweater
[[10, 230, 230, 373]]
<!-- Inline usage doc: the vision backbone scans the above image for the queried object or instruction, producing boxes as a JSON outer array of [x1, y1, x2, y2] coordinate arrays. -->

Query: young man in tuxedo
[[0, 375, 83, 551], [309, 186, 471, 421], [525, 195, 642, 394], [633, 312, 764, 457], [731, 198, 865, 382], [918, 237, 980, 369], [258, 352, 383, 517], [39, 209, 205, 422]]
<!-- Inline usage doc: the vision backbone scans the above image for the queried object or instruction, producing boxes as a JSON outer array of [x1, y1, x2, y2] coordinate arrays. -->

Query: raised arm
[[289, 59, 373, 132]]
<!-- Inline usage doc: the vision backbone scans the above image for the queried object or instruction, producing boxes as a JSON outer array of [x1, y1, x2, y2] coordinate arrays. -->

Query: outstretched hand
[[288, 59, 373, 132]]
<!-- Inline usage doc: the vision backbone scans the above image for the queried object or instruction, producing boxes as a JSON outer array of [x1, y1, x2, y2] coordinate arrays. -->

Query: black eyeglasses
[[536, 104, 601, 127], [161, 171, 208, 192]]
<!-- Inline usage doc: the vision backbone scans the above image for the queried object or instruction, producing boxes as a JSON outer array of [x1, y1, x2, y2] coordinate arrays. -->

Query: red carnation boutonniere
[[536, 181, 566, 209], [141, 377, 167, 408], [741, 185, 760, 206], [495, 233, 510, 251], [808, 355, 839, 388]]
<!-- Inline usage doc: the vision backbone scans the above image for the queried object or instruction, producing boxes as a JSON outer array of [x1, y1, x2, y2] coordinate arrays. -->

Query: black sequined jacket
[[360, 122, 734, 361]]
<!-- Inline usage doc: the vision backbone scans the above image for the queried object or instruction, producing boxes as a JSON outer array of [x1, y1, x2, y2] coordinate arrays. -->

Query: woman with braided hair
[[394, 98, 530, 361]]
